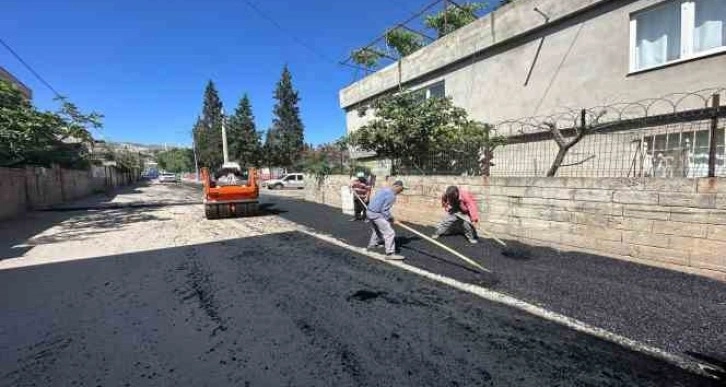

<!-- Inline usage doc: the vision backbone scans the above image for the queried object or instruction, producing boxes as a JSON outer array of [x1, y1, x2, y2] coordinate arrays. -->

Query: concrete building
[[340, 0, 726, 177], [0, 66, 32, 100]]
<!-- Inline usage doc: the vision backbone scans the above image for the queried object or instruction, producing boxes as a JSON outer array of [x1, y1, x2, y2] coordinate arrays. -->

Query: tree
[[347, 92, 504, 175], [262, 127, 279, 167], [115, 148, 144, 172], [543, 109, 606, 177], [227, 94, 262, 166], [0, 79, 100, 169], [156, 148, 194, 173], [270, 66, 305, 167], [193, 81, 224, 169], [298, 140, 350, 175], [425, 2, 484, 37]]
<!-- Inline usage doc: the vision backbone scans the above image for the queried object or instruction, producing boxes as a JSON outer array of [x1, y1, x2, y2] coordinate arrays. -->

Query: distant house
[[340, 0, 726, 177], [0, 66, 32, 100]]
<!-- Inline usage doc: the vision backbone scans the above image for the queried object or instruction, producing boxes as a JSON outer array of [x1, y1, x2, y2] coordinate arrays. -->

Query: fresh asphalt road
[[0, 184, 722, 386], [264, 191, 726, 366]]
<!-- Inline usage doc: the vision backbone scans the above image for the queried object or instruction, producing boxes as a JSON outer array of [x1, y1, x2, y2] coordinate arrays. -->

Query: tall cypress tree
[[270, 65, 304, 167], [193, 80, 224, 168], [227, 94, 262, 166], [263, 127, 280, 167]]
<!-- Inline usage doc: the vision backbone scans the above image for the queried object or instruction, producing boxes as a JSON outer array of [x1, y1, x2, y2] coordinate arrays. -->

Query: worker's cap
[[392, 180, 408, 190]]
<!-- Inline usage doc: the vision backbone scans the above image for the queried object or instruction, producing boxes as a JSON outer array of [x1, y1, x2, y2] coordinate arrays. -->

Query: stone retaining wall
[[305, 175, 726, 280]]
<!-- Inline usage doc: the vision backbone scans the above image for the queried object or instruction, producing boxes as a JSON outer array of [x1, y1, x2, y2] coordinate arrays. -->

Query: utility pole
[[221, 108, 229, 164], [193, 137, 200, 181]]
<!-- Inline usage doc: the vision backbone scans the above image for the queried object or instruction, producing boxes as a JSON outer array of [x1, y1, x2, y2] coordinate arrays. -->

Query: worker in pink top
[[432, 186, 479, 244]]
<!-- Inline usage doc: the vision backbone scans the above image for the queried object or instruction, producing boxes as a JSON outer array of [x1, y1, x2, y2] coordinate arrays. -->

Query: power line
[[240, 0, 338, 66], [0, 37, 63, 98]]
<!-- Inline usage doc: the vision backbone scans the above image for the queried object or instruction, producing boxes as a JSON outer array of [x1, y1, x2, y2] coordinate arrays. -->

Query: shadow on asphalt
[[396, 234, 488, 277], [42, 201, 202, 212], [0, 230, 719, 386]]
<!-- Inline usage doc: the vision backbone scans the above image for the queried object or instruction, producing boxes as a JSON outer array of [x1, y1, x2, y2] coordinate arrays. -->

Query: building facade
[[0, 66, 32, 100], [340, 0, 726, 178]]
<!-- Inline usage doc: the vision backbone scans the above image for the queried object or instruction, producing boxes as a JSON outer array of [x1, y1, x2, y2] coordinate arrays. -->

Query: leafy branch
[[425, 2, 484, 37], [1, 79, 102, 169], [351, 48, 383, 68], [385, 28, 424, 57]]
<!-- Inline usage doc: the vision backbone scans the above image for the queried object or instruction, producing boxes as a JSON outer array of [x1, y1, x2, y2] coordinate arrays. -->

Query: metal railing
[[395, 88, 726, 178]]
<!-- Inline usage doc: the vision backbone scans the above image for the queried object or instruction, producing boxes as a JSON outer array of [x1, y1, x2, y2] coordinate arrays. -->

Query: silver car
[[266, 173, 304, 189], [158, 173, 178, 183]]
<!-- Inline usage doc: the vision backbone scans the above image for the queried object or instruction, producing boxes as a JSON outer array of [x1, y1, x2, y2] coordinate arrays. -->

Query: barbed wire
[[496, 87, 726, 136]]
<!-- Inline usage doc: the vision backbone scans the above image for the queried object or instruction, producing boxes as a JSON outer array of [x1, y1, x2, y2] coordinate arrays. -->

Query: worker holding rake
[[432, 186, 480, 244], [349, 172, 371, 222], [354, 181, 493, 272], [365, 180, 407, 260]]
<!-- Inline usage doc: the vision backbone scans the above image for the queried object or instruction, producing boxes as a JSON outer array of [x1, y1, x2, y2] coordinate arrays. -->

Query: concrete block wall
[[0, 165, 140, 220], [304, 175, 351, 209], [23, 166, 64, 209], [481, 177, 726, 279], [305, 175, 726, 280], [0, 168, 27, 220]]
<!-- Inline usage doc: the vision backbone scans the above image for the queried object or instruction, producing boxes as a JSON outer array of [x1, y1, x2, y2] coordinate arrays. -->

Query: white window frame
[[411, 80, 446, 101], [424, 80, 446, 99], [629, 0, 726, 73]]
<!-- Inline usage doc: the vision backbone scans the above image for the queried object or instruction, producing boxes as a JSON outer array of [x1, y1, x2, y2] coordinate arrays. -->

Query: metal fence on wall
[[494, 117, 725, 178], [395, 146, 483, 176], [396, 88, 726, 178]]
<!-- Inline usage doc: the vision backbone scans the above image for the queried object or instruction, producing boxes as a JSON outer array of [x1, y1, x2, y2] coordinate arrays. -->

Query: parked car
[[266, 173, 304, 189], [158, 173, 178, 183]]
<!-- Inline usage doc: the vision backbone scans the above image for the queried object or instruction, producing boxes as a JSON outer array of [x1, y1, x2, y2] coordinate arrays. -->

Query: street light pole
[[193, 139, 200, 182], [221, 108, 229, 164]]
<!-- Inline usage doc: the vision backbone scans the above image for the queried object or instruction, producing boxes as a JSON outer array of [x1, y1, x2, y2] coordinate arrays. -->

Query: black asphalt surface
[[263, 193, 726, 372], [0, 185, 723, 386], [0, 227, 719, 386]]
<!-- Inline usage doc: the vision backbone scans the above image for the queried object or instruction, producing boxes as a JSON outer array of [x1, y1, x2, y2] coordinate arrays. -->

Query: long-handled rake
[[394, 220, 491, 273], [351, 190, 491, 273]]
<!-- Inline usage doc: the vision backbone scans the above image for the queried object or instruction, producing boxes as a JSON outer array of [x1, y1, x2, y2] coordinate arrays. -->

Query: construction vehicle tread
[[204, 204, 218, 220], [218, 204, 231, 218]]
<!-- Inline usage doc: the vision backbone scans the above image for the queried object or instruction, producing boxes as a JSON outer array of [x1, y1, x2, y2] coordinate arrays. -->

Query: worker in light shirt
[[365, 180, 407, 260]]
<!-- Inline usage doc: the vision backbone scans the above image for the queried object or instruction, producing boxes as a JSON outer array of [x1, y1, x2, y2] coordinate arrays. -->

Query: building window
[[428, 81, 446, 99], [630, 0, 726, 72], [638, 127, 724, 177], [694, 0, 726, 53], [412, 81, 446, 102]]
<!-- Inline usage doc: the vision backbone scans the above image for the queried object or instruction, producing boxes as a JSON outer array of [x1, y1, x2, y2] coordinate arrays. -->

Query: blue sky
[[1, 0, 502, 147]]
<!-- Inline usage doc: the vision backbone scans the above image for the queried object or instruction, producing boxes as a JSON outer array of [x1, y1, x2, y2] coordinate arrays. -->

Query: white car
[[266, 173, 304, 190], [158, 173, 178, 183]]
